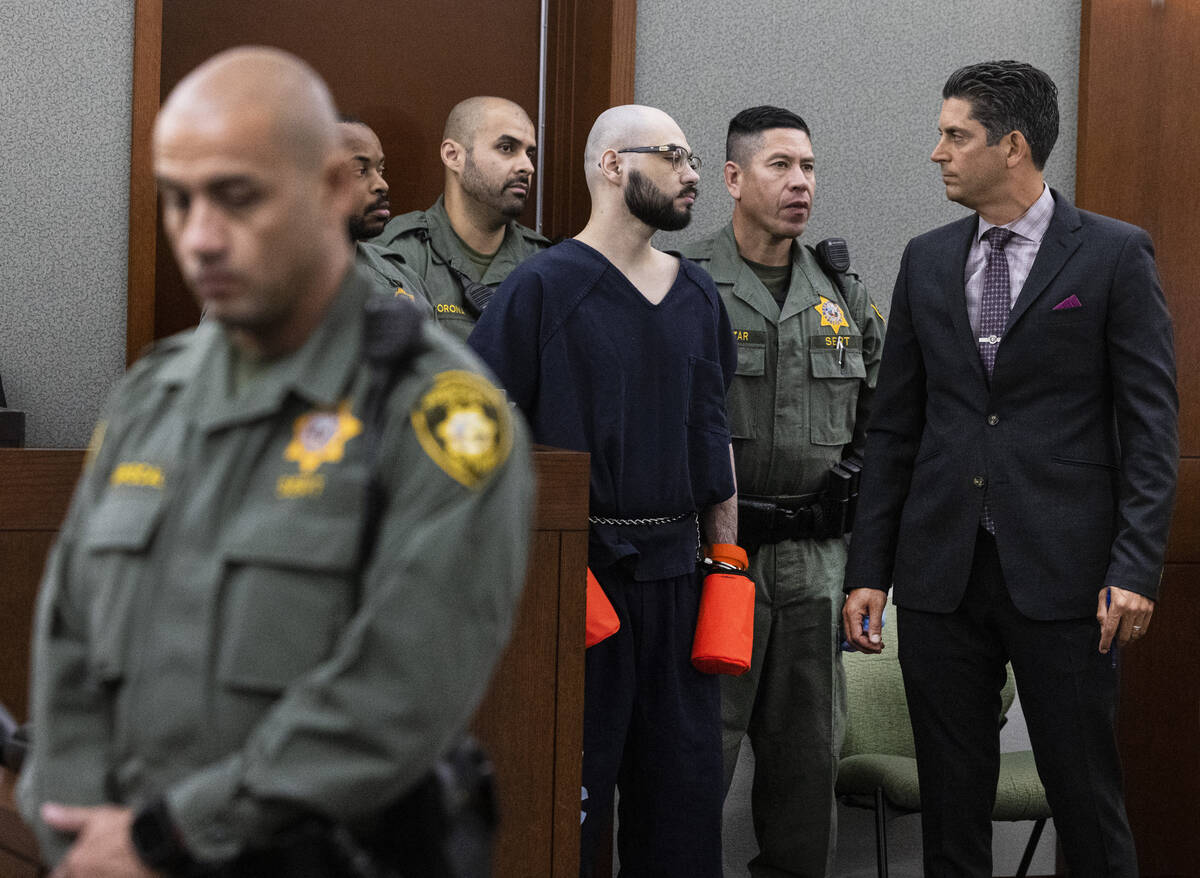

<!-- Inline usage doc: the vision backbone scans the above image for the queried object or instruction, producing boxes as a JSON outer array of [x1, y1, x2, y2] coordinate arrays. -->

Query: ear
[[441, 138, 466, 173], [1004, 130, 1030, 168], [724, 160, 741, 200], [597, 148, 622, 184]]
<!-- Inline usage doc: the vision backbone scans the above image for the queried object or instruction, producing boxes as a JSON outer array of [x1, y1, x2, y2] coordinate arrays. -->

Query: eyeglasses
[[616, 144, 702, 173]]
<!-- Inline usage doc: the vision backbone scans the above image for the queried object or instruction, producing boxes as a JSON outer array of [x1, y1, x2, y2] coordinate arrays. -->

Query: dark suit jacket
[[845, 190, 1178, 620]]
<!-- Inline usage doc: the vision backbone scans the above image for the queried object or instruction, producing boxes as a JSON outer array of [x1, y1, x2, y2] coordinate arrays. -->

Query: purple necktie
[[977, 227, 1014, 377], [978, 227, 1013, 534]]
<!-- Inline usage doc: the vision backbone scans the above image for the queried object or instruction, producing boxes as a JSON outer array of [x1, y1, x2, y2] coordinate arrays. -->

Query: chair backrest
[[841, 593, 1016, 759]]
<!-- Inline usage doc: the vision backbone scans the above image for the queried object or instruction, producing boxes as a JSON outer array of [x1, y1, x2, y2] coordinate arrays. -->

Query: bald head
[[584, 105, 687, 189], [156, 46, 339, 172], [152, 47, 355, 357], [444, 96, 532, 145]]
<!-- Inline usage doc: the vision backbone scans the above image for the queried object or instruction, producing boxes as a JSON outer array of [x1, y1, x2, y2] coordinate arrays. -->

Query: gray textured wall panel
[[0, 0, 133, 448], [636, 0, 1081, 313]]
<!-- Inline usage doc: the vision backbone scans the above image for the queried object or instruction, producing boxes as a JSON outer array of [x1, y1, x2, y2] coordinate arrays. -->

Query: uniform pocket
[[81, 488, 168, 682], [735, 342, 765, 376], [808, 342, 866, 446], [217, 503, 361, 695]]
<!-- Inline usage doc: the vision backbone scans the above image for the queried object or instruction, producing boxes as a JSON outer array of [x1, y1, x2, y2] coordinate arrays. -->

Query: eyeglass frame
[[615, 143, 702, 173]]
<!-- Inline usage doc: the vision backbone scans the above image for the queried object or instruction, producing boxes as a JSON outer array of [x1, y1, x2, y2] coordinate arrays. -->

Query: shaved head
[[584, 105, 686, 188], [156, 46, 339, 173], [444, 96, 533, 145], [153, 46, 353, 356]]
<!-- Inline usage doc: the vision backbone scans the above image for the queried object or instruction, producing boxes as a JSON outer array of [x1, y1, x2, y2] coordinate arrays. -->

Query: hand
[[1097, 586, 1155, 654], [843, 587, 887, 654], [42, 803, 161, 878]]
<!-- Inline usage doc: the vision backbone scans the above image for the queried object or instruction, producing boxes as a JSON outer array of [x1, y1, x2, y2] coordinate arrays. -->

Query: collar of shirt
[[974, 182, 1055, 248], [964, 183, 1054, 333]]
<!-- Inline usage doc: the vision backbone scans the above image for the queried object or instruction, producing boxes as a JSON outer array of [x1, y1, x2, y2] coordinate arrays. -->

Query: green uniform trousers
[[721, 536, 847, 878]]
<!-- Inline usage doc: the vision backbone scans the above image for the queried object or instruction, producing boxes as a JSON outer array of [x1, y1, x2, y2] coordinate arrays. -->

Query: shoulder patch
[[412, 370, 512, 488]]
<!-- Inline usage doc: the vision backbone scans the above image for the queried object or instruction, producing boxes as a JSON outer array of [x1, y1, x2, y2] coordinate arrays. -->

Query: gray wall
[[637, 0, 1081, 315], [0, 0, 132, 448]]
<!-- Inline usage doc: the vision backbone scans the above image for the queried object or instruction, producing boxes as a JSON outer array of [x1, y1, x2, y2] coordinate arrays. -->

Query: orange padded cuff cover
[[691, 571, 755, 675], [706, 543, 749, 570], [585, 568, 620, 648]]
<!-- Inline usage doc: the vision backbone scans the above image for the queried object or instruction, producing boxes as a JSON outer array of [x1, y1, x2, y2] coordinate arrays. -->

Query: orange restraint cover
[[691, 569, 755, 675], [585, 567, 620, 648]]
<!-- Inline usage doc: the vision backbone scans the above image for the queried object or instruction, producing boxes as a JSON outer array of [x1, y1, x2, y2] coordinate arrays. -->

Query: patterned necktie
[[977, 227, 1015, 377], [978, 227, 1013, 534]]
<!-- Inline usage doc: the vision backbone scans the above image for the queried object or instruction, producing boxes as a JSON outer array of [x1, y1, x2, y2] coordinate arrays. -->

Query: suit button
[[973, 476, 986, 488], [987, 414, 1000, 426]]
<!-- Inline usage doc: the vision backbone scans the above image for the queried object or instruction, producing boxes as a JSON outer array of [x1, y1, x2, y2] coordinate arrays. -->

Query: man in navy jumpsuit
[[470, 105, 738, 878]]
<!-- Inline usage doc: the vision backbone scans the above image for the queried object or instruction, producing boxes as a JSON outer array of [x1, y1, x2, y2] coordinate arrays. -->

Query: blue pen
[[1107, 587, 1116, 669]]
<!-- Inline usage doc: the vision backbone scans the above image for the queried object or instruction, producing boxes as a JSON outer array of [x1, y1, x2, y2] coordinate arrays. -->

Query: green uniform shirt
[[372, 195, 549, 343], [19, 268, 534, 866], [682, 222, 885, 498], [354, 241, 434, 317]]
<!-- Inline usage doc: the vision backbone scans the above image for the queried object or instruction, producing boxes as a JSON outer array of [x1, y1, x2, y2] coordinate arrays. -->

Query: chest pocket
[[809, 337, 866, 446], [727, 341, 765, 441], [216, 477, 364, 695], [81, 487, 168, 683]]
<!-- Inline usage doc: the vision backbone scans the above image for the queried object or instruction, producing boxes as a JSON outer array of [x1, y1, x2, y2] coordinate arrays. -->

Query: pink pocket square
[[1052, 295, 1082, 311]]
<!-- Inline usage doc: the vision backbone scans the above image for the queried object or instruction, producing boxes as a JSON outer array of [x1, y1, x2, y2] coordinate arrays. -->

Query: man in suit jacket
[[843, 61, 1178, 877]]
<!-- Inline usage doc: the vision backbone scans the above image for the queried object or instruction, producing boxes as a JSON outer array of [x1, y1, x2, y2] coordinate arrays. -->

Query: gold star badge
[[412, 371, 511, 488], [813, 296, 849, 334], [284, 400, 363, 474]]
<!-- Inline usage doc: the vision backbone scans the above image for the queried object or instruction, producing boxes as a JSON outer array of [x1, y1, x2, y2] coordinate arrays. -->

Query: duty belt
[[737, 456, 863, 551]]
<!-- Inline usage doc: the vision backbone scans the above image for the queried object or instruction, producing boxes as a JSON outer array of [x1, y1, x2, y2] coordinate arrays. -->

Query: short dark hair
[[942, 61, 1059, 170], [726, 105, 811, 164]]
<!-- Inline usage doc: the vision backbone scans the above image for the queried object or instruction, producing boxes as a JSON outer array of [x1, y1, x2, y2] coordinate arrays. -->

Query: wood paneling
[[1079, 3, 1200, 875], [0, 773, 39, 878], [125, 0, 162, 365], [542, 0, 637, 242], [1116, 565, 1200, 877], [0, 450, 84, 722]]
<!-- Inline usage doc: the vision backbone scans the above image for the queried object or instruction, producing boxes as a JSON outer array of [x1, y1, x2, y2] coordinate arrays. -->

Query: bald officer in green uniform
[[372, 96, 549, 341], [682, 106, 884, 878], [337, 117, 433, 315], [18, 47, 532, 877]]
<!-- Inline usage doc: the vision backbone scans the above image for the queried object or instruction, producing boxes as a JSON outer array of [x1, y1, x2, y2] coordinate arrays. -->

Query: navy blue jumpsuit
[[470, 239, 736, 877]]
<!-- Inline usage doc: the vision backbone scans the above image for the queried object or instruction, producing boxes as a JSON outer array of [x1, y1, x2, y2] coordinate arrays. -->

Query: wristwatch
[[131, 797, 195, 874]]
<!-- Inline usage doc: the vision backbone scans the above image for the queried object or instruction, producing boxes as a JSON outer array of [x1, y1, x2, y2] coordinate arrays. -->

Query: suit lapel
[[1005, 191, 1083, 332], [942, 217, 986, 378]]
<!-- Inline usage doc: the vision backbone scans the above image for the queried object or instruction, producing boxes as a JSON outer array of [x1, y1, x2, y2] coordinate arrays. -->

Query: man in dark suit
[[843, 61, 1177, 877]]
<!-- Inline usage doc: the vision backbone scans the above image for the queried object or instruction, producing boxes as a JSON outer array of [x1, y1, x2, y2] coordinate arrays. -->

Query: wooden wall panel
[[1078, 3, 1200, 875], [0, 450, 84, 722]]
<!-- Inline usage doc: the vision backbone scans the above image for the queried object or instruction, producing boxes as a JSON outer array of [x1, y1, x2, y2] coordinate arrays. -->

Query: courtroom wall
[[0, 0, 132, 448], [636, 0, 1081, 312]]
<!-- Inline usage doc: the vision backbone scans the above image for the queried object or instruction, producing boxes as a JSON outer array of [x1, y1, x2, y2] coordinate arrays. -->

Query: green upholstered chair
[[837, 595, 1051, 878]]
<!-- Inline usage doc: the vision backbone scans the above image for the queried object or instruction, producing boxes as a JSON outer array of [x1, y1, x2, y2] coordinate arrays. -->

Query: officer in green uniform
[[18, 47, 532, 876], [682, 106, 884, 878], [372, 97, 549, 342], [337, 117, 434, 316]]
